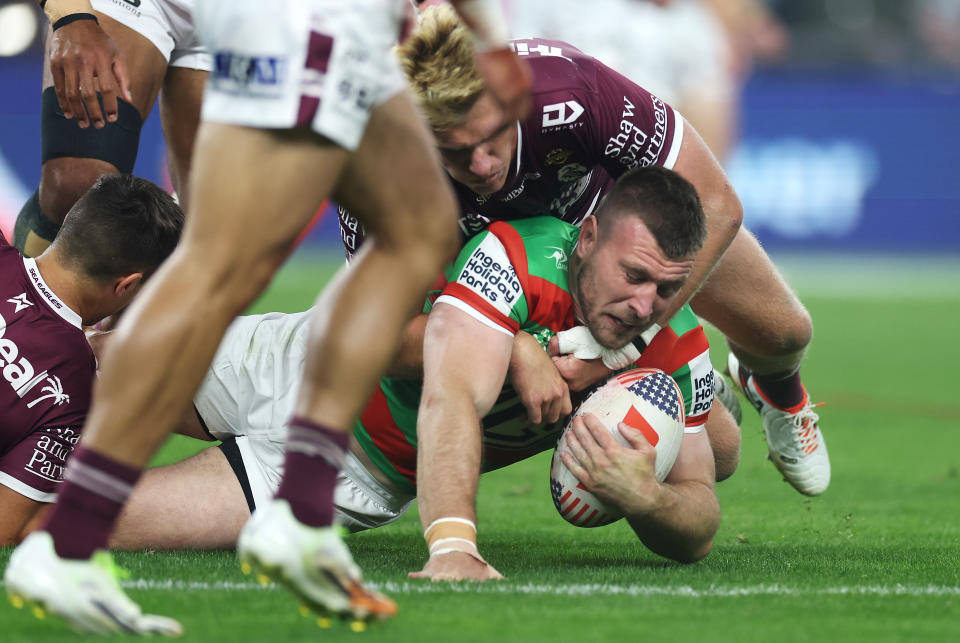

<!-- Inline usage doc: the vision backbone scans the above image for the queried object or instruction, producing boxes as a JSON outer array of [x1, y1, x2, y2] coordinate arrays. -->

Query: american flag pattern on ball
[[550, 368, 686, 528], [628, 370, 680, 421]]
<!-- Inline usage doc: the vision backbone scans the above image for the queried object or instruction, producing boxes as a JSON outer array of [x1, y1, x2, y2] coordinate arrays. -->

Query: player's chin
[[590, 323, 634, 352]]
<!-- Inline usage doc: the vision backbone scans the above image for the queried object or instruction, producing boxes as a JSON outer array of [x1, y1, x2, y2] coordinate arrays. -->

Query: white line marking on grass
[[99, 580, 960, 598]]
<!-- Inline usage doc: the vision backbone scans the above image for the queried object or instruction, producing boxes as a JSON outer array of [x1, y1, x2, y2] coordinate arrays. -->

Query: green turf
[[2, 252, 959, 642]]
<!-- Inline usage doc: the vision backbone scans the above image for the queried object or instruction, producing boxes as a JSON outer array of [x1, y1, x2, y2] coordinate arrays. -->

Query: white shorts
[[194, 0, 407, 150], [195, 311, 414, 532], [92, 0, 211, 70]]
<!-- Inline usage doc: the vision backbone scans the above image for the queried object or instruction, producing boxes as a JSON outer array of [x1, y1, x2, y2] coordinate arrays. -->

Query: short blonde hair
[[396, 4, 485, 131]]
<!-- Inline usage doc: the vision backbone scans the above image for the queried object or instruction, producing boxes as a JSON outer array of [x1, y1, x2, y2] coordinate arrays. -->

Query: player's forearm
[[415, 393, 484, 527], [624, 480, 720, 563], [38, 0, 95, 24], [658, 187, 741, 323]]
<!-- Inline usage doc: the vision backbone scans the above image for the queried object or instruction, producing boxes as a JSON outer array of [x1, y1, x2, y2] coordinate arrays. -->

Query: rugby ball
[[550, 368, 685, 527]]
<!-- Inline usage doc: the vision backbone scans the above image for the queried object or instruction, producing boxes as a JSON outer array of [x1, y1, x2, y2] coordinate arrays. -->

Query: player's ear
[[114, 273, 144, 297], [577, 215, 599, 257]]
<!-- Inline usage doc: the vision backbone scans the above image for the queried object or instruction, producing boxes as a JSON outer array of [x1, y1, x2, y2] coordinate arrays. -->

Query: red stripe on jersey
[[686, 412, 709, 428], [361, 387, 417, 485], [527, 275, 576, 332], [636, 326, 709, 373], [488, 222, 531, 294], [622, 405, 660, 446], [439, 283, 520, 334]]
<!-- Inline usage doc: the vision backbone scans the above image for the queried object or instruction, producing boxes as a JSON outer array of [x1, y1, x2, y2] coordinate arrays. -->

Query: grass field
[[3, 251, 959, 642]]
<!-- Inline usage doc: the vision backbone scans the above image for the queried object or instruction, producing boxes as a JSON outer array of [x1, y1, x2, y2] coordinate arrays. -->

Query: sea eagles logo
[[27, 375, 70, 409], [546, 246, 568, 270], [7, 293, 33, 313]]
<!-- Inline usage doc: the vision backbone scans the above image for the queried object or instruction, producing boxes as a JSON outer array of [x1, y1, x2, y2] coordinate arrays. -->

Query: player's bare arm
[[39, 0, 133, 128], [562, 416, 720, 563], [658, 120, 743, 323], [412, 302, 513, 582]]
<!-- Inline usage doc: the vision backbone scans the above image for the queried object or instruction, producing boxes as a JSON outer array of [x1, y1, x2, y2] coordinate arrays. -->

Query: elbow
[[674, 538, 714, 564], [706, 183, 744, 237]]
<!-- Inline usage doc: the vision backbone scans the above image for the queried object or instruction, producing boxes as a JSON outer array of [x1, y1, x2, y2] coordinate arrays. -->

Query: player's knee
[[13, 190, 60, 257], [714, 441, 741, 482], [772, 305, 814, 357], [39, 159, 117, 222]]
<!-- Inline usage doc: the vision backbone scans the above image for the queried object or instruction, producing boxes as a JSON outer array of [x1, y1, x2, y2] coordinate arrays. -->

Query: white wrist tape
[[555, 326, 643, 370], [423, 517, 476, 540]]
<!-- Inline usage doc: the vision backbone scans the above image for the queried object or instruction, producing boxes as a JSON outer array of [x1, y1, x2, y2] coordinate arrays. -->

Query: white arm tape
[[429, 538, 480, 555], [555, 325, 644, 370]]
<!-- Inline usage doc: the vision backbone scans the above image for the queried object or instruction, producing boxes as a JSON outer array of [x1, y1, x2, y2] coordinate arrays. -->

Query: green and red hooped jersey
[[353, 217, 715, 495]]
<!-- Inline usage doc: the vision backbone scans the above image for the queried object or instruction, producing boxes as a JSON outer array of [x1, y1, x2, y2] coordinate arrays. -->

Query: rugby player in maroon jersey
[[0, 174, 182, 550]]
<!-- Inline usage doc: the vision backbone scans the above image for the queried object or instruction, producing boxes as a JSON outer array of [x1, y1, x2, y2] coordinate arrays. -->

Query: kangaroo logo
[[545, 246, 568, 270]]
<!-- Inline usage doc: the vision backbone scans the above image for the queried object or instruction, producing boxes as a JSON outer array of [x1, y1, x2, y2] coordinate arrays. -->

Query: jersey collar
[[22, 257, 83, 330]]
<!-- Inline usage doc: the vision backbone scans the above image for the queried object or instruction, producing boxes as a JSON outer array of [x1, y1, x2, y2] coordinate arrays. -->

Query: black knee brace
[[13, 190, 61, 257], [41, 86, 143, 172]]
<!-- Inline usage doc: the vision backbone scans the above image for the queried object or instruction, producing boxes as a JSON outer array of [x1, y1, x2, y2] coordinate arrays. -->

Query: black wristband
[[40, 0, 48, 9], [52, 13, 98, 31], [631, 335, 649, 353]]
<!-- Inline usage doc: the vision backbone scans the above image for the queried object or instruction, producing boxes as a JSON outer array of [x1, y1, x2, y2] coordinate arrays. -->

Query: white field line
[[91, 579, 960, 598]]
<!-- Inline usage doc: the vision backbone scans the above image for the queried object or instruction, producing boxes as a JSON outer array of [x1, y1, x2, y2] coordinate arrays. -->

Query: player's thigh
[[112, 446, 249, 550], [333, 90, 458, 251], [159, 67, 207, 208], [691, 226, 812, 353], [183, 123, 347, 279], [703, 403, 741, 482]]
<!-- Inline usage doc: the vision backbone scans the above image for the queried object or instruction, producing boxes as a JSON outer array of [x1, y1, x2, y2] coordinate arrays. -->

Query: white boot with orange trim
[[727, 353, 830, 496]]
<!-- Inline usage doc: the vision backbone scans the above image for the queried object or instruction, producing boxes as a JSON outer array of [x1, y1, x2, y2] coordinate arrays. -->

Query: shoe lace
[[793, 402, 824, 455]]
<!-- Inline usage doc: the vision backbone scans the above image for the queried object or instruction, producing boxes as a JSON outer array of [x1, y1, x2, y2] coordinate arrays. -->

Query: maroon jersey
[[338, 37, 684, 257], [0, 235, 95, 502]]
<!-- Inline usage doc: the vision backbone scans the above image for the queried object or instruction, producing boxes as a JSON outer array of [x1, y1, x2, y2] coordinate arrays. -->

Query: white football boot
[[727, 353, 830, 496], [4, 531, 183, 636], [237, 499, 397, 627], [712, 368, 743, 426]]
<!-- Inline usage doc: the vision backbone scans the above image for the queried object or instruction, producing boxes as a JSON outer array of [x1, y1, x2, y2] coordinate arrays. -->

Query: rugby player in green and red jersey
[[8, 168, 737, 581]]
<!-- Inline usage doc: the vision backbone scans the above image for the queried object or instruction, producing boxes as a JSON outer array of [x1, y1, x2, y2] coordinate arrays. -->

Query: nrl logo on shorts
[[546, 148, 573, 165]]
